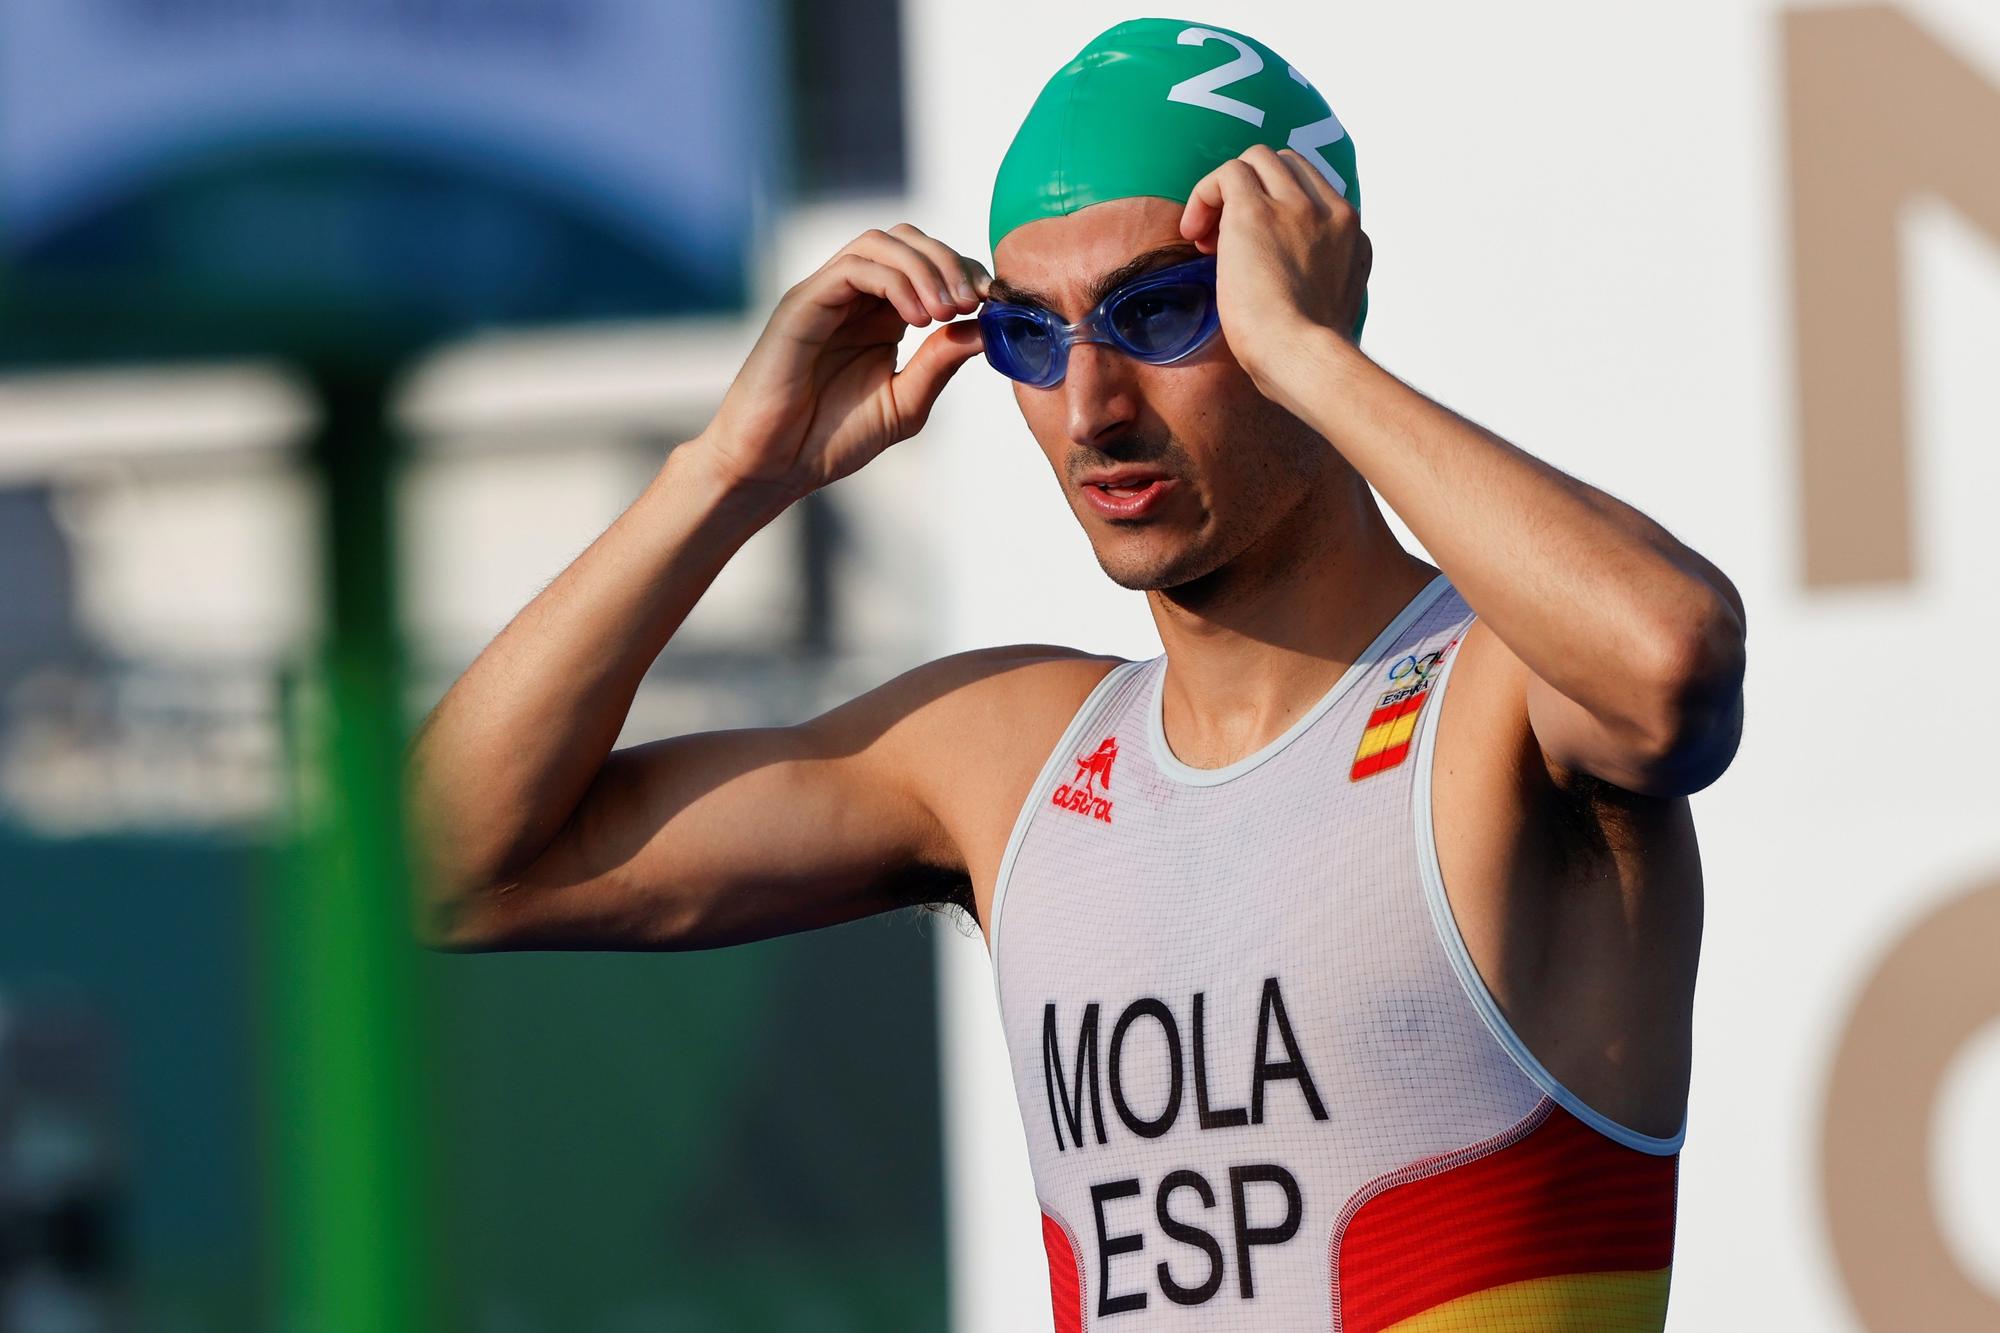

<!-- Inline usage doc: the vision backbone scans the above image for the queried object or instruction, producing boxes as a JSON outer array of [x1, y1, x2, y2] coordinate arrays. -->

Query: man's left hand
[[1179, 143, 1371, 406]]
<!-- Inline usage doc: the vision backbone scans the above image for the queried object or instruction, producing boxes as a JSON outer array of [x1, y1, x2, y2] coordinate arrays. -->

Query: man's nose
[[1063, 340, 1140, 448]]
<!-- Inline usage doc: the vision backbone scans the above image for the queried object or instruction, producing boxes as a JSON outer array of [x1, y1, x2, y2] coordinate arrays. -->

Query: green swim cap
[[990, 17, 1367, 340]]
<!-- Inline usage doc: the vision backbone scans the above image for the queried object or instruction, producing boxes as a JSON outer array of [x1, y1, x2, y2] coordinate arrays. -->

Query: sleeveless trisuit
[[988, 573, 1683, 1331]]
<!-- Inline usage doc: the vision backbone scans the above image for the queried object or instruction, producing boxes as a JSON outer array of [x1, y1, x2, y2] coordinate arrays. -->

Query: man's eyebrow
[[987, 242, 1203, 315], [1085, 243, 1204, 307]]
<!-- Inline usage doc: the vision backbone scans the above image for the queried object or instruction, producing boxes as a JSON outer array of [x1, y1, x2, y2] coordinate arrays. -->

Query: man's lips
[[1077, 471, 1179, 520]]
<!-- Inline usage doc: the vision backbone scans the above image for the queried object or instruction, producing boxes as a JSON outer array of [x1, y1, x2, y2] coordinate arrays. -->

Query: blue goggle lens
[[1107, 283, 1211, 356], [983, 309, 1060, 386]]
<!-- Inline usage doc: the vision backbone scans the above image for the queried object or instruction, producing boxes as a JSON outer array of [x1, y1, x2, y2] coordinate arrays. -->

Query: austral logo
[[1053, 737, 1117, 823]]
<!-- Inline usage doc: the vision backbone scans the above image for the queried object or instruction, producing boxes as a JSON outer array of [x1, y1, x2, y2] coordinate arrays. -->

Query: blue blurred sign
[[0, 0, 776, 363]]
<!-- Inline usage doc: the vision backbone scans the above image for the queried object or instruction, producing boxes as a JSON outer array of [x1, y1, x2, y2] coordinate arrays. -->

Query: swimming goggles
[[978, 254, 1221, 388]]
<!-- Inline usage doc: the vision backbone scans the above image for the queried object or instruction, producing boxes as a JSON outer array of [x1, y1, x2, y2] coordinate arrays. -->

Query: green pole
[[269, 356, 433, 1333]]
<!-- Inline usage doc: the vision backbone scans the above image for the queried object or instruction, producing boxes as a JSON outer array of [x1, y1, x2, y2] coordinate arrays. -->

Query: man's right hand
[[691, 224, 991, 501]]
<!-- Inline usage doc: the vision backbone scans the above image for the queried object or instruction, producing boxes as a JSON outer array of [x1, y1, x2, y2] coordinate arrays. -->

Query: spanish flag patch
[[1351, 637, 1459, 781]]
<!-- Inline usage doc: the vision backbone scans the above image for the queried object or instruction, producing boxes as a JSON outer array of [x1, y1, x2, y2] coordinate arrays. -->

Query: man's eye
[[997, 314, 1053, 341], [1112, 286, 1206, 345]]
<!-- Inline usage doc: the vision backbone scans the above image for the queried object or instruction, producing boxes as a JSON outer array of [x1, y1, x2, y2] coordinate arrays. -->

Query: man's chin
[[1091, 539, 1219, 592]]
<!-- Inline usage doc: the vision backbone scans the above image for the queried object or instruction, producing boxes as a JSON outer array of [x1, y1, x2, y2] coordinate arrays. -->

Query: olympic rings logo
[[1387, 648, 1446, 686]]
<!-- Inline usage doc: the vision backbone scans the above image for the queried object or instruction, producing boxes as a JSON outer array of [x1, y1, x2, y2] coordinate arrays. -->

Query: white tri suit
[[988, 574, 1683, 1331]]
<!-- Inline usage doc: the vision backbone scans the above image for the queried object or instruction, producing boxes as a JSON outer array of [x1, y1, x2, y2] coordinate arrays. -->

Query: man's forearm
[[406, 439, 796, 898], [1268, 328, 1743, 728]]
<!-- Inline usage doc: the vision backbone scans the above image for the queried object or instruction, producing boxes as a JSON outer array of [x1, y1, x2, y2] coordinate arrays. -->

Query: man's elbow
[[411, 874, 518, 953], [1630, 591, 1748, 795], [403, 810, 565, 952]]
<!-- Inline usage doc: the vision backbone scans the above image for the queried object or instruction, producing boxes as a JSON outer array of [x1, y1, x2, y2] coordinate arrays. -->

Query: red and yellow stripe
[[1333, 1101, 1678, 1332], [1379, 1269, 1671, 1331], [1351, 687, 1433, 780]]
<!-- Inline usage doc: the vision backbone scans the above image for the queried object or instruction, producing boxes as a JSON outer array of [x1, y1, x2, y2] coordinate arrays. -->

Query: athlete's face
[[990, 196, 1332, 592]]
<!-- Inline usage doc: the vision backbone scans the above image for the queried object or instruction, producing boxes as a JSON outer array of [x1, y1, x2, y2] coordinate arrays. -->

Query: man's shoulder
[[907, 648, 1131, 904], [858, 644, 1129, 822], [814, 644, 1129, 769], [919, 641, 1131, 689], [889, 644, 1132, 743]]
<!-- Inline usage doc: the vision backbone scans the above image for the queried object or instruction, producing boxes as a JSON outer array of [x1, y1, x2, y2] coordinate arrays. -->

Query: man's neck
[[1146, 500, 1438, 772]]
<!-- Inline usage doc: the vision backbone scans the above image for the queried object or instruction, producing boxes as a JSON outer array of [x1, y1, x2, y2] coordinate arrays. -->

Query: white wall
[[904, 2, 2000, 1329]]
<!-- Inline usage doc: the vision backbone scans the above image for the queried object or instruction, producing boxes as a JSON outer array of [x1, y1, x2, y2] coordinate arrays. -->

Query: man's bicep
[[597, 719, 953, 943], [435, 702, 952, 952]]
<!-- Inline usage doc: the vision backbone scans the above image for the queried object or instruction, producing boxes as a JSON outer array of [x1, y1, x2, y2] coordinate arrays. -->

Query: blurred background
[[0, 1, 1995, 1330]]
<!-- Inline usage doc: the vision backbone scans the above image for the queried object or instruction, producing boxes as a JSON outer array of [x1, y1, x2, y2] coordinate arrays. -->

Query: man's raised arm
[[405, 224, 993, 951]]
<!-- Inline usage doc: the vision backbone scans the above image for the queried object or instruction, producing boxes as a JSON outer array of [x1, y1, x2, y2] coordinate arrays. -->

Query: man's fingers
[[887, 223, 990, 309], [1276, 148, 1349, 214], [1180, 175, 1222, 249], [808, 253, 932, 328], [1180, 157, 1261, 251], [849, 228, 962, 322], [1240, 144, 1309, 204], [890, 319, 984, 432], [824, 298, 910, 351], [1270, 148, 1334, 211], [775, 219, 994, 365]]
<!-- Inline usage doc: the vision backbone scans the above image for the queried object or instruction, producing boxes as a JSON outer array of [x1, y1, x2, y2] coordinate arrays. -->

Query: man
[[408, 18, 1743, 1330]]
